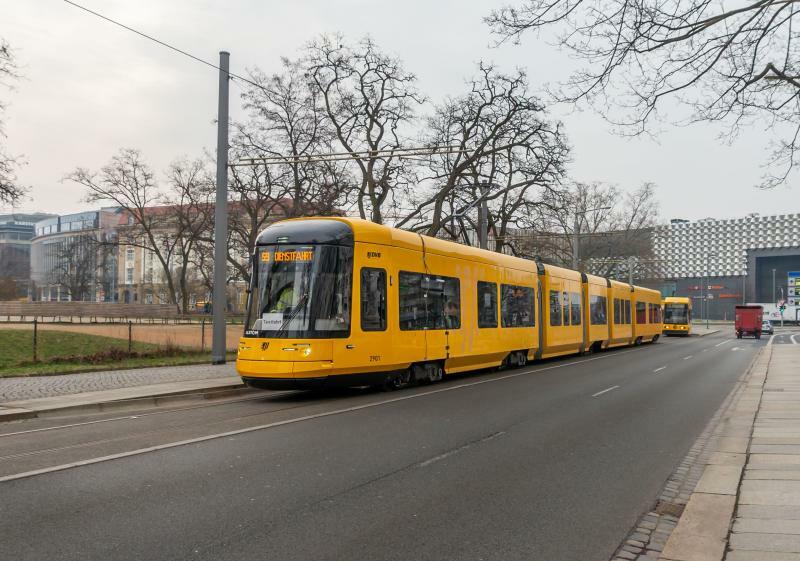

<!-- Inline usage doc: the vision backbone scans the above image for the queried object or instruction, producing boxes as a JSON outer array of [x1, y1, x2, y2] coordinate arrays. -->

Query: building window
[[399, 272, 460, 331], [126, 247, 134, 262], [478, 281, 498, 328], [590, 295, 607, 325], [549, 290, 562, 326], [126, 267, 133, 285], [360, 268, 387, 331], [501, 284, 534, 327]]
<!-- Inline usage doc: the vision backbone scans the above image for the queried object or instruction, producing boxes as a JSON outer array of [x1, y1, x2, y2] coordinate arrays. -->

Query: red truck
[[735, 305, 764, 339]]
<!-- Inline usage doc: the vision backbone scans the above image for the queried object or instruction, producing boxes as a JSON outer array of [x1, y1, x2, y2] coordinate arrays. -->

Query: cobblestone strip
[[609, 351, 761, 561], [0, 363, 238, 402]]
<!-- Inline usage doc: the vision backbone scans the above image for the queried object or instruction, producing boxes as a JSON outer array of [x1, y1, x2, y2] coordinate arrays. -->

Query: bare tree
[[67, 149, 205, 313], [0, 38, 25, 204], [517, 182, 660, 275], [397, 64, 569, 244], [305, 35, 424, 223], [167, 157, 215, 313], [240, 58, 352, 219], [487, 0, 800, 188], [50, 233, 97, 301]]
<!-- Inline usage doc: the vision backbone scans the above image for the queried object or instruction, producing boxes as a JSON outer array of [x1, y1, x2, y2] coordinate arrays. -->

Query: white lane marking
[[683, 355, 693, 360], [417, 431, 506, 468], [592, 385, 620, 398], [731, 347, 740, 352], [792, 334, 800, 345], [653, 367, 666, 373], [0, 348, 642, 483], [0, 392, 296, 439], [715, 339, 734, 347], [768, 334, 777, 346]]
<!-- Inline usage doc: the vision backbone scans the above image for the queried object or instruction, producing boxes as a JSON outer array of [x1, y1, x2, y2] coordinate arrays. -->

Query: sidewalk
[[659, 343, 800, 560], [0, 362, 243, 422], [691, 325, 721, 337]]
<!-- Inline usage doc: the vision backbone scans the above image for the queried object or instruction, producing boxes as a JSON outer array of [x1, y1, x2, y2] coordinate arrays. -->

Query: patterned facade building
[[651, 213, 800, 320]]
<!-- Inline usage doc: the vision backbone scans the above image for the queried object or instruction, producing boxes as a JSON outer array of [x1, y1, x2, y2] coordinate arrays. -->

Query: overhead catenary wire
[[63, 0, 267, 92]]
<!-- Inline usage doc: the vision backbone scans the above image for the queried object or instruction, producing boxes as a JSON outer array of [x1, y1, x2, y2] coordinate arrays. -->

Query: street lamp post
[[772, 269, 777, 304], [704, 252, 717, 329]]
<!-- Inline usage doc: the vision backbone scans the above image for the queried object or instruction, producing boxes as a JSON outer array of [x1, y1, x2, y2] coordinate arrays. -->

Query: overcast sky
[[1, 0, 794, 222]]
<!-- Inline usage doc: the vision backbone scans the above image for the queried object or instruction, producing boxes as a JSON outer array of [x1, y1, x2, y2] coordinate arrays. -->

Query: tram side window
[[360, 268, 386, 331], [636, 301, 647, 324], [398, 271, 460, 330], [399, 272, 426, 330], [570, 292, 581, 325], [426, 275, 460, 329], [501, 284, 535, 327], [478, 281, 498, 328], [590, 295, 607, 325], [625, 300, 631, 324], [613, 298, 621, 325], [549, 290, 562, 326]]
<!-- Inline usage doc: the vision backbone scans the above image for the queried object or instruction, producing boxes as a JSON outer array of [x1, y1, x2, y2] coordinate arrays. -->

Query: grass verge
[[0, 329, 234, 377]]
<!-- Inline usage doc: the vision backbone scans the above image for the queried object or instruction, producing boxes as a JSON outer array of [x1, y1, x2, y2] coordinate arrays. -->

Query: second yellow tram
[[662, 296, 692, 336]]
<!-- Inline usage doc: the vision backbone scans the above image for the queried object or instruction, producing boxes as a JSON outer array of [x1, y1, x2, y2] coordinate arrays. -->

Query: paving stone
[[734, 518, 800, 535], [726, 553, 800, 561], [730, 532, 800, 553], [661, 493, 734, 561], [738, 505, 800, 520], [740, 480, 800, 506]]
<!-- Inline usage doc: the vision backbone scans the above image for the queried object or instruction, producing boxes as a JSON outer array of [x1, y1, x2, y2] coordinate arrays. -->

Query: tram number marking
[[369, 355, 381, 362], [367, 251, 381, 259]]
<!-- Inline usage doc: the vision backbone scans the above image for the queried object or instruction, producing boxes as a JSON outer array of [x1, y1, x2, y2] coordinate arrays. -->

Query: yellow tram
[[662, 296, 692, 336], [236, 218, 663, 389]]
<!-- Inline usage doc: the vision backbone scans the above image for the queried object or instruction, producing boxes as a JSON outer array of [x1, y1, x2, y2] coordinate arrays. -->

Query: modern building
[[30, 208, 122, 302], [0, 212, 56, 299], [651, 213, 800, 320]]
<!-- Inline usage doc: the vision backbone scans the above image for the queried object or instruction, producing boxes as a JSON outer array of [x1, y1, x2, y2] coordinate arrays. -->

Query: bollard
[[128, 320, 132, 353], [201, 318, 206, 352], [33, 318, 38, 362]]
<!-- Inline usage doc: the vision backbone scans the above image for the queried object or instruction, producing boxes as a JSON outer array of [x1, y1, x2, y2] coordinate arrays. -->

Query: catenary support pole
[[477, 182, 489, 250], [212, 51, 230, 365], [572, 212, 580, 270]]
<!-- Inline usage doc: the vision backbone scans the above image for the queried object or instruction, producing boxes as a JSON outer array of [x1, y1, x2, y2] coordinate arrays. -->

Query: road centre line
[[715, 339, 734, 347], [0, 347, 644, 483], [653, 367, 666, 373], [592, 385, 620, 398]]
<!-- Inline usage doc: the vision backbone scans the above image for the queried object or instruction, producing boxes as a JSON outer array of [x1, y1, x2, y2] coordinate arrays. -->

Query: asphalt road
[[0, 330, 770, 561]]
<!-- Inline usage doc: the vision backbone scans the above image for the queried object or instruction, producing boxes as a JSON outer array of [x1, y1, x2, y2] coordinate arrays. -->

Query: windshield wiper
[[273, 293, 309, 338]]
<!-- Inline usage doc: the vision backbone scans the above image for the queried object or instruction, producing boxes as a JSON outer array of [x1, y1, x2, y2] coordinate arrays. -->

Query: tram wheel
[[383, 370, 411, 391]]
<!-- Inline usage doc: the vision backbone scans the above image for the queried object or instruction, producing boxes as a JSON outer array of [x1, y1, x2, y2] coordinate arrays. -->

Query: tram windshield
[[245, 244, 353, 338], [664, 303, 689, 325]]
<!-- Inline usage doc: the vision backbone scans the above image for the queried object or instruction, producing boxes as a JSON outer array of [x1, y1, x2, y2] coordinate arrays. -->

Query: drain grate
[[654, 500, 685, 518]]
